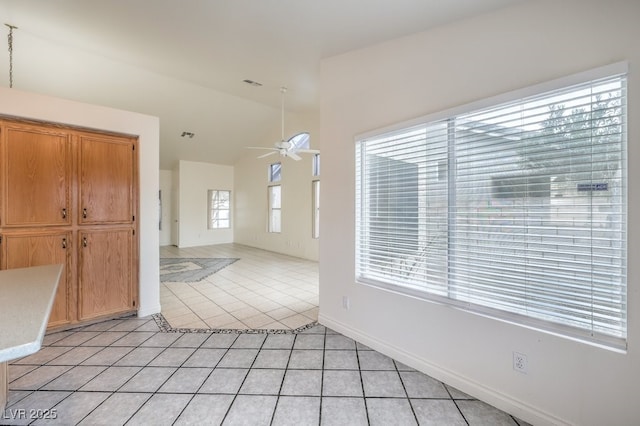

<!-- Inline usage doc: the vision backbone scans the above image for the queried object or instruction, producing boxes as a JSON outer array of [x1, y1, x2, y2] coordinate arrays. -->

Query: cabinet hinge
[[132, 229, 135, 236], [0, 235, 2, 244], [132, 215, 135, 221], [132, 145, 135, 151]]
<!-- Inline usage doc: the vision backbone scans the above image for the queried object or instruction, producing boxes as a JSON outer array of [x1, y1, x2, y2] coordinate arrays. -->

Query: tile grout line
[[218, 334, 265, 425], [318, 326, 327, 425], [268, 333, 297, 425], [395, 357, 421, 424], [446, 383, 471, 426], [354, 336, 371, 425], [170, 330, 234, 425]]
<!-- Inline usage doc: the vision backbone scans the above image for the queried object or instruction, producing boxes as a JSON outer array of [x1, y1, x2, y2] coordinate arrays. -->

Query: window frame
[[268, 184, 282, 233], [312, 180, 320, 239], [289, 132, 311, 150], [269, 162, 282, 182], [355, 62, 628, 349], [208, 189, 231, 229], [312, 153, 320, 177]]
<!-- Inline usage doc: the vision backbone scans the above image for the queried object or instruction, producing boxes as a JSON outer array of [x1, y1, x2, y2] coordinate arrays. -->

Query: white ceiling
[[0, 0, 526, 168]]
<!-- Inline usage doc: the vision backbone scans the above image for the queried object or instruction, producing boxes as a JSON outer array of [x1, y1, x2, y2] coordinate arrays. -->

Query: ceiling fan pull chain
[[280, 86, 287, 145], [5, 24, 17, 88]]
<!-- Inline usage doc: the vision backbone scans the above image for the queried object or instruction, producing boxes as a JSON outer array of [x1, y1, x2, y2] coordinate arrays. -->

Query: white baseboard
[[318, 313, 568, 426]]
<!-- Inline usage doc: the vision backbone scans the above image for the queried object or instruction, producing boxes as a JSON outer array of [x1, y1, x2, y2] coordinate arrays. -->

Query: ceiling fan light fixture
[[245, 86, 319, 161]]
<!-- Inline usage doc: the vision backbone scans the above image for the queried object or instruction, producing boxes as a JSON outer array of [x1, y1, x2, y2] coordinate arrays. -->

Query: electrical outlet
[[342, 296, 351, 310], [513, 352, 528, 374]]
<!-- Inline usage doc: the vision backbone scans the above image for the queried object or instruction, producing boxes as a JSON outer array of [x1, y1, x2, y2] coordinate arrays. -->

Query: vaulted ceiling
[[0, 0, 527, 168]]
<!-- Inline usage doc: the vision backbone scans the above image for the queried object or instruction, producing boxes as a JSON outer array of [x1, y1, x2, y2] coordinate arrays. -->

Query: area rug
[[159, 257, 239, 283]]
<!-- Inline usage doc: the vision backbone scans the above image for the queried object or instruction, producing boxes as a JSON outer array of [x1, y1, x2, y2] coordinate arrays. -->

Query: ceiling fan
[[247, 87, 319, 161]]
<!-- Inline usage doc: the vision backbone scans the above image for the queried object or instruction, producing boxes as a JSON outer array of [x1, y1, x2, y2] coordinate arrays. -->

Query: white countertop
[[0, 264, 62, 363]]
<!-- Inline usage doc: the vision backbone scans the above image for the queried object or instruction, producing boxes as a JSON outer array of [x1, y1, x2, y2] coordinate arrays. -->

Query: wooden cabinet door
[[2, 126, 71, 226], [78, 229, 133, 320], [1, 232, 72, 327], [79, 135, 135, 225]]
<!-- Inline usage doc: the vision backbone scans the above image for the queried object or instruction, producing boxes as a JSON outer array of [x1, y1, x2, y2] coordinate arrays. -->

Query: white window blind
[[356, 69, 627, 348]]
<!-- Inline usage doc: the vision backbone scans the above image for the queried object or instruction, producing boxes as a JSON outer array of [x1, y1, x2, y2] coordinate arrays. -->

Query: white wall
[[175, 160, 234, 248], [159, 169, 172, 246], [234, 112, 320, 261], [318, 1, 640, 425], [0, 87, 161, 317]]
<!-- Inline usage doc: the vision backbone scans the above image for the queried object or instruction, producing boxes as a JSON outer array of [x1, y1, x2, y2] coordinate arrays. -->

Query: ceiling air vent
[[243, 79, 263, 87]]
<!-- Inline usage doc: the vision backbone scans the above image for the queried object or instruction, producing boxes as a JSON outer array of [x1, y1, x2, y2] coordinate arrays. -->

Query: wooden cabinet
[[1, 232, 72, 327], [79, 135, 134, 225], [0, 118, 138, 329], [2, 125, 71, 227], [79, 229, 133, 320]]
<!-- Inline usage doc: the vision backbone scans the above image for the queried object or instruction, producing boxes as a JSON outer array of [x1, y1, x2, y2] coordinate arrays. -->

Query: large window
[[268, 185, 281, 233], [356, 65, 627, 348], [208, 190, 231, 229]]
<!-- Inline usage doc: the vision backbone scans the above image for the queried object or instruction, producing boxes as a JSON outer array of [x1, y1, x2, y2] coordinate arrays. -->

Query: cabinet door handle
[[82, 237, 88, 247], [62, 238, 67, 249], [83, 208, 87, 219], [62, 208, 67, 219]]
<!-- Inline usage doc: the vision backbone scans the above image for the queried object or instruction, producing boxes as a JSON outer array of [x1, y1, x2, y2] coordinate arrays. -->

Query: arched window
[[288, 132, 310, 150]]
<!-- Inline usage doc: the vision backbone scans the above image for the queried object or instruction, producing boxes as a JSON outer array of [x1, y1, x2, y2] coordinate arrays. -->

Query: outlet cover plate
[[513, 351, 528, 374]]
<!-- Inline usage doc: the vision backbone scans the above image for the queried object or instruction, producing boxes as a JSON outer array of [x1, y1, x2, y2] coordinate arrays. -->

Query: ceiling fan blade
[[287, 151, 302, 161], [257, 151, 278, 159], [246, 146, 277, 151]]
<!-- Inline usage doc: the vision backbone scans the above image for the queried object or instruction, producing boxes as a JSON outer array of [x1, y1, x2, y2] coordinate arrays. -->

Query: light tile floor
[[160, 244, 318, 331], [4, 316, 530, 425]]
